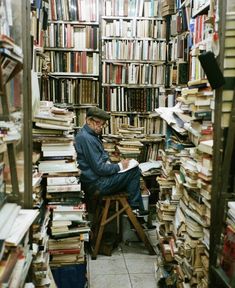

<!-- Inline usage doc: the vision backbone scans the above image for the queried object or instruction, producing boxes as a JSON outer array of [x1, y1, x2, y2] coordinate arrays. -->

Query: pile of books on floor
[[156, 145, 211, 287], [32, 101, 90, 284], [48, 202, 89, 267]]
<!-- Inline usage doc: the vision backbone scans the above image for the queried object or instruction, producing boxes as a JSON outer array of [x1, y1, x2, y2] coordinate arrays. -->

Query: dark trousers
[[84, 167, 144, 210]]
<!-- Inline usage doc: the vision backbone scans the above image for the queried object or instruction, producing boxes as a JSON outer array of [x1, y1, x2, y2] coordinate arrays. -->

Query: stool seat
[[91, 193, 156, 259]]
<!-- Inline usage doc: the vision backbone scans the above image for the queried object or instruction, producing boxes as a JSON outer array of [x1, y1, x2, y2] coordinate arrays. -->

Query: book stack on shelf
[[160, 0, 175, 17]]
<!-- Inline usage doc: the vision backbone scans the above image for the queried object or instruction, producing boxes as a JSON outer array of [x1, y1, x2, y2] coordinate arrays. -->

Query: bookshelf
[[101, 0, 166, 136], [0, 0, 40, 286], [153, 0, 219, 287], [0, 0, 34, 206], [41, 0, 100, 127]]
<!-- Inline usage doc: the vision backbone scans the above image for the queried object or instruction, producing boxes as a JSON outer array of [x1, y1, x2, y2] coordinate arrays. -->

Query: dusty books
[[5, 209, 39, 246], [46, 184, 81, 193], [197, 140, 213, 155], [139, 160, 162, 173], [51, 204, 86, 222], [41, 144, 76, 158], [38, 160, 78, 173], [47, 176, 78, 186]]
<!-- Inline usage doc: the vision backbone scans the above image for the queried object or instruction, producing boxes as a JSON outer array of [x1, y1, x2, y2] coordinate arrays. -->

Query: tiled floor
[[87, 228, 159, 288]]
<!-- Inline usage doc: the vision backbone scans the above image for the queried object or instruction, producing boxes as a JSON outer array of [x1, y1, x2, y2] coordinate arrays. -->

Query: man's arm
[[79, 135, 120, 176]]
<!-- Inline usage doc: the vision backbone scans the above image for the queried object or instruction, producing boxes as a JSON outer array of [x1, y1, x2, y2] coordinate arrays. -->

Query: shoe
[[138, 209, 149, 216], [132, 209, 149, 217]]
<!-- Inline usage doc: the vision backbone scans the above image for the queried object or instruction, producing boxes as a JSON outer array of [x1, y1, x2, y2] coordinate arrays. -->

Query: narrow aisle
[[87, 228, 158, 288]]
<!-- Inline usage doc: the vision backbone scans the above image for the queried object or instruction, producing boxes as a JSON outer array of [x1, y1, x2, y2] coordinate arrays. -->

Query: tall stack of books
[[32, 101, 90, 276], [156, 145, 211, 286], [48, 202, 89, 267]]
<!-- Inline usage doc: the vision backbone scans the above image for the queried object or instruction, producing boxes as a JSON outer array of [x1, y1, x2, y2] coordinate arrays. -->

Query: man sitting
[[74, 107, 148, 216]]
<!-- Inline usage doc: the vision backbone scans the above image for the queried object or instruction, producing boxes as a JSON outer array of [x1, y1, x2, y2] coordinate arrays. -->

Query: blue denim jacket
[[74, 124, 120, 183]]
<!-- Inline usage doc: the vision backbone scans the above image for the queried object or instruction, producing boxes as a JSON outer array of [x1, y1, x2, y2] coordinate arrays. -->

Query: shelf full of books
[[39, 0, 100, 129], [101, 0, 167, 120]]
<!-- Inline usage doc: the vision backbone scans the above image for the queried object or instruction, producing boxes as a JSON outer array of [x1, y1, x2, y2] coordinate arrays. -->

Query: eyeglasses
[[91, 118, 108, 128]]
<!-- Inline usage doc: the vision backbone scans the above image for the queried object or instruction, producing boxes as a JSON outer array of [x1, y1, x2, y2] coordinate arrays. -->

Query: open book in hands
[[118, 159, 139, 173]]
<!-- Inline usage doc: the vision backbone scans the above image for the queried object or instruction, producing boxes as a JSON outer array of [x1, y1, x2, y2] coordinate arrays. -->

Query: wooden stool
[[91, 193, 156, 259]]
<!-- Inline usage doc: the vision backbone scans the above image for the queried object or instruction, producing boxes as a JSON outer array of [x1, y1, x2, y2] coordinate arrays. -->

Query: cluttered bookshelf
[[101, 0, 167, 135], [0, 0, 42, 287], [39, 0, 100, 127], [25, 0, 235, 287], [152, 0, 225, 287]]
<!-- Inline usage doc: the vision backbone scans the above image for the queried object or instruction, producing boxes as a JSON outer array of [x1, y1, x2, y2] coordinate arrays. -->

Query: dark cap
[[87, 107, 110, 121]]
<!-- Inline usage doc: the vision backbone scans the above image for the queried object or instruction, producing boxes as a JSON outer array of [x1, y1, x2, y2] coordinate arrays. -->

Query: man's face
[[87, 117, 107, 134]]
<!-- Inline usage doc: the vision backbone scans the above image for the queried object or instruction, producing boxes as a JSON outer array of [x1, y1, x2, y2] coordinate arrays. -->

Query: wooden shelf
[[102, 16, 163, 21], [48, 72, 99, 78], [48, 20, 99, 25], [44, 47, 99, 52]]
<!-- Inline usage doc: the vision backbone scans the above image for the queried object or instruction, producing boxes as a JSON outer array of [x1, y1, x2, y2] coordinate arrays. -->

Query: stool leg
[[119, 198, 156, 255], [92, 198, 111, 259]]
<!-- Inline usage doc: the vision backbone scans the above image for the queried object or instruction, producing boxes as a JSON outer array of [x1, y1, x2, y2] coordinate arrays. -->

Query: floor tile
[[88, 239, 158, 288], [129, 273, 157, 288], [125, 258, 156, 274], [121, 242, 157, 259], [88, 257, 127, 275], [89, 274, 132, 288]]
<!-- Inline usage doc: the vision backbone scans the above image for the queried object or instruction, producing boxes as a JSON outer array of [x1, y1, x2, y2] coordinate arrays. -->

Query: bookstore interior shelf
[[1, 0, 232, 286], [102, 59, 165, 64], [48, 72, 99, 77], [48, 20, 99, 25], [44, 48, 99, 52], [101, 16, 164, 20]]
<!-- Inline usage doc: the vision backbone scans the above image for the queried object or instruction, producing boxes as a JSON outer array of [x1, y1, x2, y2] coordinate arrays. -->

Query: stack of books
[[156, 145, 211, 286], [117, 139, 144, 160], [32, 101, 90, 270], [160, 0, 175, 17], [116, 124, 145, 160], [47, 203, 89, 267], [46, 176, 84, 206]]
